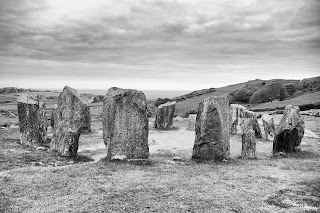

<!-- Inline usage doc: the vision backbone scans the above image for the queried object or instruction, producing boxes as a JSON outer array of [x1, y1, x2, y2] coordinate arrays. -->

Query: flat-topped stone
[[17, 94, 47, 147], [102, 87, 149, 161], [192, 96, 231, 161], [240, 118, 256, 159]]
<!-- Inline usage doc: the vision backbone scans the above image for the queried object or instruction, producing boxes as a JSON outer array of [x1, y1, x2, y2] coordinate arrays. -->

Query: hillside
[[170, 77, 320, 116]]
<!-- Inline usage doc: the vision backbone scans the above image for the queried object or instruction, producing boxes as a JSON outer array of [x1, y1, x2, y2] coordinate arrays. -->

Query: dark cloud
[[0, 0, 319, 89]]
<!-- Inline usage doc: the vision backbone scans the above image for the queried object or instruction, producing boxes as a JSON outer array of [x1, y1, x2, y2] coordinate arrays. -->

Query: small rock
[[9, 124, 19, 129], [172, 156, 183, 162], [68, 160, 75, 164], [300, 141, 307, 146], [36, 146, 47, 151], [111, 155, 127, 161], [34, 162, 43, 166], [279, 152, 285, 155], [165, 160, 176, 164]]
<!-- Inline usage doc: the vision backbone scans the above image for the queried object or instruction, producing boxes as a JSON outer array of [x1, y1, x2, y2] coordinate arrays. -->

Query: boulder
[[154, 101, 176, 130], [17, 94, 47, 147], [261, 114, 275, 140], [273, 105, 304, 153], [51, 86, 91, 157], [192, 96, 231, 161], [230, 104, 247, 134], [102, 87, 149, 161], [240, 118, 256, 159], [243, 110, 262, 138]]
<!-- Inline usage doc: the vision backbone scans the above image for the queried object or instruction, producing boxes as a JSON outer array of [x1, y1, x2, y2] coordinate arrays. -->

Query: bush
[[250, 83, 287, 104], [285, 84, 297, 96], [92, 95, 104, 103], [154, 98, 171, 107], [229, 88, 253, 103]]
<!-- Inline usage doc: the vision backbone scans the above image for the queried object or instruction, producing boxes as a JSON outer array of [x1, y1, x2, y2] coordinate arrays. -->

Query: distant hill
[[166, 76, 320, 116], [0, 87, 54, 94]]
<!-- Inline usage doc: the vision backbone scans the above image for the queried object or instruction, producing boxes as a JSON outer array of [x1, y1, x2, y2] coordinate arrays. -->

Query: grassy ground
[[250, 91, 320, 111], [1, 113, 319, 213]]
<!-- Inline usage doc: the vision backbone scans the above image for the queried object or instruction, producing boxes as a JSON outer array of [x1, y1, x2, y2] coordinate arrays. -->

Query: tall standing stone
[[243, 110, 262, 138], [192, 96, 231, 161], [230, 104, 246, 134], [17, 94, 47, 147], [240, 118, 256, 159], [273, 105, 304, 153], [51, 86, 91, 157], [102, 87, 149, 161], [154, 101, 176, 130], [262, 114, 275, 140]]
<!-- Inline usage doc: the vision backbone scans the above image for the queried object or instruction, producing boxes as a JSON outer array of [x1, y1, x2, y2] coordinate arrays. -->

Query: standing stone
[[243, 110, 262, 138], [230, 104, 247, 134], [102, 87, 149, 161], [186, 114, 197, 131], [273, 105, 304, 153], [17, 94, 47, 147], [262, 114, 275, 140], [240, 119, 256, 159], [154, 101, 176, 130], [51, 86, 91, 157], [192, 96, 231, 161]]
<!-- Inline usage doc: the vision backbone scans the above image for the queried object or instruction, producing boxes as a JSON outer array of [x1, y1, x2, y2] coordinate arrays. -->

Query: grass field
[[1, 112, 319, 213]]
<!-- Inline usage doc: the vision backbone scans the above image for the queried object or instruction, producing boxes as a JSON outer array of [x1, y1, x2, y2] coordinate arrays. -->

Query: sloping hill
[[172, 77, 320, 116], [249, 91, 320, 111]]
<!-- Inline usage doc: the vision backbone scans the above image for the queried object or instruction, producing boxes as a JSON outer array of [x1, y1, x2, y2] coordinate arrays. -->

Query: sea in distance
[[77, 89, 191, 100]]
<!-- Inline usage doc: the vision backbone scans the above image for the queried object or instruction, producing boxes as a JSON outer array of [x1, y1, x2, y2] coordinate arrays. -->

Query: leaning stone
[[192, 96, 231, 161], [262, 114, 275, 140], [102, 87, 149, 161], [17, 94, 47, 147], [243, 110, 262, 138], [154, 101, 176, 130], [240, 119, 256, 159], [51, 86, 91, 157], [273, 105, 304, 153], [230, 104, 247, 135]]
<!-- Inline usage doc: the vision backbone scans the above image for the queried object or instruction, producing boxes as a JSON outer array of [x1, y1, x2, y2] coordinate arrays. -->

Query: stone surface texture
[[154, 101, 176, 130], [192, 96, 231, 161], [273, 105, 305, 153], [102, 87, 149, 161], [17, 94, 47, 147], [262, 114, 275, 140], [243, 110, 262, 138], [230, 104, 247, 134], [51, 86, 91, 157], [240, 118, 256, 159]]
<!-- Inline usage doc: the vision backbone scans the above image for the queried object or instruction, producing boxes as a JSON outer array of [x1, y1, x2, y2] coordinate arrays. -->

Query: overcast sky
[[0, 0, 319, 91]]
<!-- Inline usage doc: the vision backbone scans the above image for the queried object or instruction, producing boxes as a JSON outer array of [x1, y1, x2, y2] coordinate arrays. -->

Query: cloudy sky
[[0, 0, 319, 91]]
